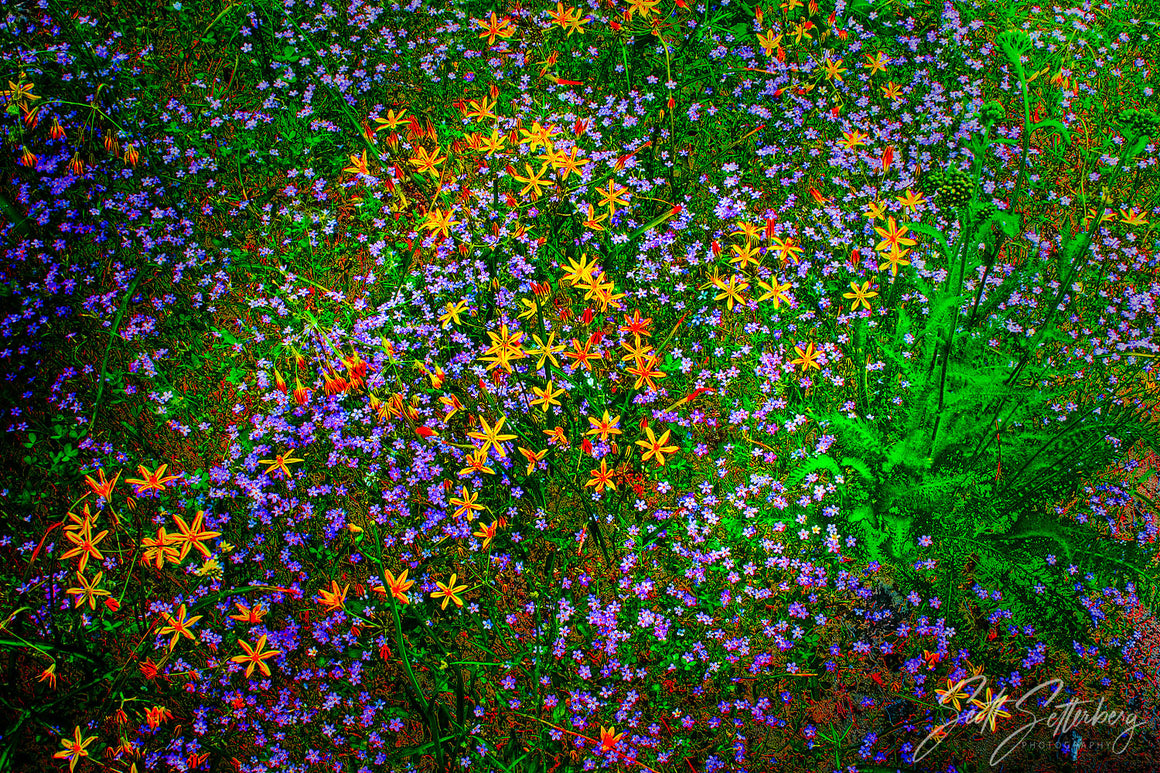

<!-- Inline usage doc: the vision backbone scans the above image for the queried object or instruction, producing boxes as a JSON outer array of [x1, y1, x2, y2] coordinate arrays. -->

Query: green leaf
[[839, 456, 874, 484], [902, 221, 950, 259], [1031, 118, 1072, 146], [786, 455, 842, 487]]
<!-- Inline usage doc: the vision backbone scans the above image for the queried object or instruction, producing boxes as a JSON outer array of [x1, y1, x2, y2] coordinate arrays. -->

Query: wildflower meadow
[[2, 0, 1159, 770]]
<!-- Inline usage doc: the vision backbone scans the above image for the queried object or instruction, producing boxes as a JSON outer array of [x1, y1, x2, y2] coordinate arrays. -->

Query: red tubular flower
[[323, 370, 348, 396], [123, 144, 139, 167], [344, 351, 368, 388], [293, 377, 309, 406], [273, 367, 288, 394], [19, 146, 36, 168], [50, 117, 66, 140]]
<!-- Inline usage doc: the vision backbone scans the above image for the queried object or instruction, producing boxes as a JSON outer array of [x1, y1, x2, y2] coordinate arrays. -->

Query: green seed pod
[[1120, 109, 1160, 138], [937, 166, 972, 207], [979, 101, 1005, 127], [972, 201, 999, 226]]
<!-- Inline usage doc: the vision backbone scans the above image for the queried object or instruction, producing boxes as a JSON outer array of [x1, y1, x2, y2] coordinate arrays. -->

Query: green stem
[[89, 269, 148, 430], [1009, 64, 1033, 215], [390, 595, 443, 772]]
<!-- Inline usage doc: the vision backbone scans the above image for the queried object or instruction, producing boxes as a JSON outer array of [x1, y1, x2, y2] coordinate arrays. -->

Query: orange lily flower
[[125, 463, 180, 495], [379, 568, 416, 604], [599, 725, 625, 751], [258, 449, 304, 479], [171, 510, 221, 561], [141, 527, 181, 569], [473, 522, 498, 550], [157, 604, 202, 651], [343, 150, 369, 175], [229, 602, 267, 624], [230, 635, 282, 678], [83, 468, 120, 502], [431, 573, 469, 609], [636, 425, 680, 466], [316, 580, 350, 613], [585, 459, 617, 493], [61, 518, 108, 573], [54, 726, 98, 772]]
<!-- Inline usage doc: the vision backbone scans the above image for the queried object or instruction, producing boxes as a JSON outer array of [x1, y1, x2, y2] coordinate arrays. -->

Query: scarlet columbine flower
[[38, 663, 57, 689], [293, 377, 309, 406], [140, 658, 159, 680], [22, 104, 38, 128], [19, 145, 40, 168], [344, 351, 368, 387], [273, 367, 288, 394], [68, 153, 84, 175], [123, 143, 139, 167], [145, 705, 173, 729], [323, 370, 349, 395], [50, 116, 66, 140], [103, 130, 120, 155]]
